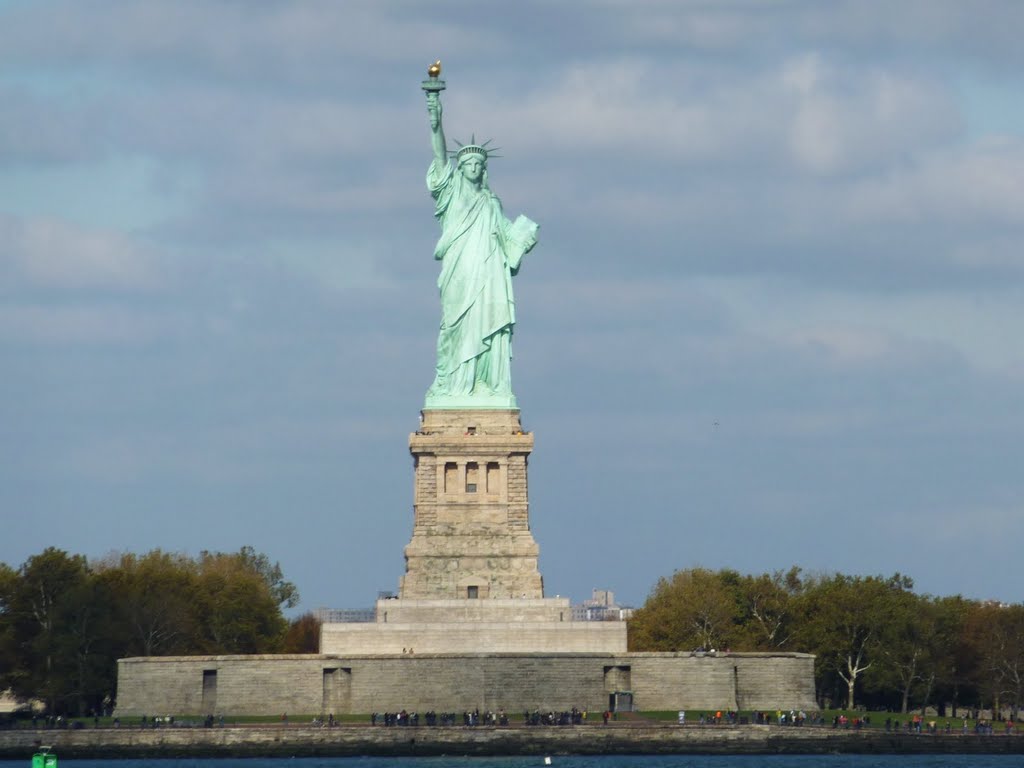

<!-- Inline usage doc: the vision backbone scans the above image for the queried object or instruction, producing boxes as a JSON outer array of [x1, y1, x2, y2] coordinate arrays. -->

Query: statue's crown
[[451, 135, 500, 164]]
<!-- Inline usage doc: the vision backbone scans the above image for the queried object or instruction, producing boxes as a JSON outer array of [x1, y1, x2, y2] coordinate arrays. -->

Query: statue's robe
[[426, 159, 535, 400]]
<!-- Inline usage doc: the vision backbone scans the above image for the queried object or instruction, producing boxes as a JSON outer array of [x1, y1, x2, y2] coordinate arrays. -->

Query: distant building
[[312, 607, 374, 624], [571, 588, 634, 622]]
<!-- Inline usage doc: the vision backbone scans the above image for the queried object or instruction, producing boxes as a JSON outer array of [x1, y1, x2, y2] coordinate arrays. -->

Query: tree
[[3, 548, 89, 713], [281, 613, 321, 653], [967, 602, 1024, 718], [194, 550, 288, 653], [55, 576, 119, 716], [866, 587, 933, 713], [938, 596, 979, 718], [798, 573, 912, 709], [0, 562, 18, 690], [0, 546, 298, 713], [234, 546, 300, 610], [735, 567, 803, 650], [628, 568, 740, 651], [875, 594, 966, 715], [95, 546, 294, 656], [94, 550, 200, 657]]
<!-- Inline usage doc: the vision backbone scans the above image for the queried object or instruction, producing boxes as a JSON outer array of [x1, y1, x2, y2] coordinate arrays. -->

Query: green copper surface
[[422, 69, 538, 411]]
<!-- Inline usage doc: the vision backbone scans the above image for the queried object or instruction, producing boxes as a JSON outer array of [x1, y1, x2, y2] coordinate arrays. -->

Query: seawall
[[2, 725, 1023, 758]]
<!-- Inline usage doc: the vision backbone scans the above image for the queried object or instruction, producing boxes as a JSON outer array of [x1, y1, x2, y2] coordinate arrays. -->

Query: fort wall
[[115, 651, 816, 716]]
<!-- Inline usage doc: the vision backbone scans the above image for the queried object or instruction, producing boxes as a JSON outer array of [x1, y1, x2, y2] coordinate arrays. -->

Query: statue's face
[[460, 156, 485, 183]]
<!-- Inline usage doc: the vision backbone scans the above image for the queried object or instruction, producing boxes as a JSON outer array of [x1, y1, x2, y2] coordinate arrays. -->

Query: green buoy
[[31, 747, 56, 768]]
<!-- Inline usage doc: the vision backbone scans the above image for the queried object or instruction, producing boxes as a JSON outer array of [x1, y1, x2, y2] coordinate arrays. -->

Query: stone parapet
[[321, 619, 626, 655], [372, 597, 571, 623], [413, 410, 528, 435]]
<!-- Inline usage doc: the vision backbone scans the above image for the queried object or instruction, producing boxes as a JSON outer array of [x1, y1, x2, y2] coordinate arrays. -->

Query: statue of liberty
[[422, 62, 539, 409]]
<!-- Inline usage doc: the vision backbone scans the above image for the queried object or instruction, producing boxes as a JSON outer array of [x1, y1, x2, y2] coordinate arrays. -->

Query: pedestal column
[[401, 409, 544, 600]]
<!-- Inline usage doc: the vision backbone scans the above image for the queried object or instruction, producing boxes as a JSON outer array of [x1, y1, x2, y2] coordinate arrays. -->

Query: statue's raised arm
[[427, 92, 446, 167]]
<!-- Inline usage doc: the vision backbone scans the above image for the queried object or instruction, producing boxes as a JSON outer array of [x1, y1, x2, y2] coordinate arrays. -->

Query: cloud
[[607, 0, 1024, 69], [0, 213, 165, 291], [501, 52, 959, 172], [0, 84, 104, 165], [784, 326, 913, 368], [0, 303, 173, 345], [780, 53, 963, 175], [846, 136, 1024, 226], [0, 2, 491, 85]]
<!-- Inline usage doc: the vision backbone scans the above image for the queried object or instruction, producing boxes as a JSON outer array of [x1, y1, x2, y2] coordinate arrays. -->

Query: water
[[1, 757, 1021, 768]]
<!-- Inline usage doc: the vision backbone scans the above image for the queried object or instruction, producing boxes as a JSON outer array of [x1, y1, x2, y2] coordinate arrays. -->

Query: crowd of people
[[883, 715, 1013, 735], [369, 707, 596, 727], [524, 707, 587, 726], [371, 709, 510, 727], [680, 709, 815, 726], [5, 706, 1020, 734]]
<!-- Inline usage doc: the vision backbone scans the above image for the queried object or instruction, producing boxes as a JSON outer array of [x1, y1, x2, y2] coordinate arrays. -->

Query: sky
[[2, 0, 1023, 614]]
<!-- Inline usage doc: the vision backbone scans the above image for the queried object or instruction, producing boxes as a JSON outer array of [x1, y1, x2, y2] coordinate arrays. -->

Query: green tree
[[235, 545, 300, 610], [925, 596, 971, 715], [799, 573, 912, 709], [735, 567, 803, 650], [0, 546, 297, 713], [0, 561, 18, 690], [94, 551, 200, 656], [944, 597, 983, 716], [886, 595, 968, 716], [3, 548, 89, 713], [194, 550, 288, 653], [95, 546, 296, 657], [629, 568, 740, 651], [967, 602, 1024, 718], [865, 587, 939, 713], [55, 575, 119, 715]]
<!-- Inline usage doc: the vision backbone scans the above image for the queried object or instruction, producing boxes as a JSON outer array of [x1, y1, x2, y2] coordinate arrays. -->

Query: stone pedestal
[[401, 409, 544, 600], [319, 407, 629, 655]]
